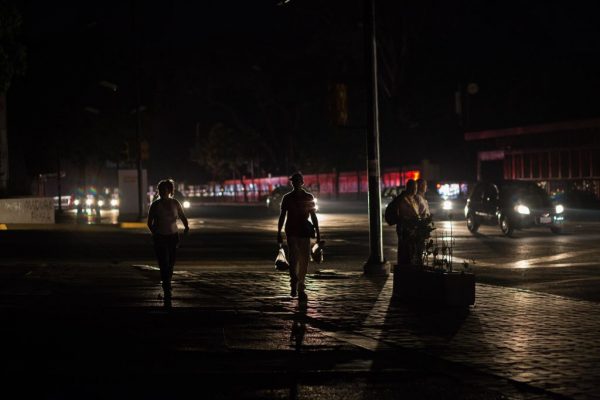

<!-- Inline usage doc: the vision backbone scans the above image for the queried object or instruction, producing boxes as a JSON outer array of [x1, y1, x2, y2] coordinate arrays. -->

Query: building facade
[[465, 118, 600, 198]]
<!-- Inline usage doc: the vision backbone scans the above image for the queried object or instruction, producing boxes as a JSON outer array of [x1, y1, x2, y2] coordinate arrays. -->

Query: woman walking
[[147, 179, 189, 306]]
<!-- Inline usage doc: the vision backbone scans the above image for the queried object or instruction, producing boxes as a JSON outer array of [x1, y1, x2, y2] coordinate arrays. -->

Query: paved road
[[2, 203, 600, 302], [2, 203, 600, 399], [2, 262, 599, 399]]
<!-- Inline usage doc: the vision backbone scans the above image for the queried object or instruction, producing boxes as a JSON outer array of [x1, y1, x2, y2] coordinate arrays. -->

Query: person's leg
[[397, 230, 410, 266], [153, 236, 170, 294], [297, 237, 310, 301], [414, 240, 424, 265], [168, 235, 178, 276], [287, 236, 299, 296]]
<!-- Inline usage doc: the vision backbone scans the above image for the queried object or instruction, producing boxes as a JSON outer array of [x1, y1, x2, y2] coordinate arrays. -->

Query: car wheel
[[550, 226, 564, 234], [499, 215, 514, 237], [466, 213, 480, 233]]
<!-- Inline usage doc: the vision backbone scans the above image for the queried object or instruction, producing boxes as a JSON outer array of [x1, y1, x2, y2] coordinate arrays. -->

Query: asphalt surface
[[2, 201, 600, 399], [2, 201, 600, 301]]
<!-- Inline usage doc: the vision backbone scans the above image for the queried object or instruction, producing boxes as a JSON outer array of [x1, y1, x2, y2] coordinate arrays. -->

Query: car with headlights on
[[464, 181, 565, 237]]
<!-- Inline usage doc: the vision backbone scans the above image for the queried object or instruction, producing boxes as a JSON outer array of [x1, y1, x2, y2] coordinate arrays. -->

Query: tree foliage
[[0, 0, 26, 93]]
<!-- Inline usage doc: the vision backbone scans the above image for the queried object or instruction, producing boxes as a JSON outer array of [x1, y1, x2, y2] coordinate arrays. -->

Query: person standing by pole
[[147, 179, 189, 307], [395, 179, 419, 266], [415, 178, 430, 218], [277, 173, 320, 303]]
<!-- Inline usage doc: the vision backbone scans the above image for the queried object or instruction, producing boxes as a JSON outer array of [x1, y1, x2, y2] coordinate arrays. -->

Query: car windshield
[[499, 182, 552, 208]]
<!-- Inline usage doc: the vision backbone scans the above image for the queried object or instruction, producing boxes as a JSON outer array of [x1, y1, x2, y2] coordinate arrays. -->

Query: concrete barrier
[[0, 197, 55, 224]]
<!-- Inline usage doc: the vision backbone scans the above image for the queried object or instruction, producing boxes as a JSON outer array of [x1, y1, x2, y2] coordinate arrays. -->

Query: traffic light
[[330, 83, 348, 126], [140, 140, 149, 160], [121, 142, 130, 162]]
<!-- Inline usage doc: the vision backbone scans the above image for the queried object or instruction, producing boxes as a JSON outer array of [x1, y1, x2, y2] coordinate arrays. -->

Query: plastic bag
[[310, 240, 325, 263], [275, 246, 289, 271]]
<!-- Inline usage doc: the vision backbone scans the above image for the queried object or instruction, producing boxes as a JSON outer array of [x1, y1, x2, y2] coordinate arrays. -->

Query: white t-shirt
[[149, 198, 181, 235], [415, 193, 430, 217]]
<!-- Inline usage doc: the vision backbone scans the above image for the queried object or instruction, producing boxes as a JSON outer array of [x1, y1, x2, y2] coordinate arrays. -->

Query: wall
[[0, 197, 55, 223]]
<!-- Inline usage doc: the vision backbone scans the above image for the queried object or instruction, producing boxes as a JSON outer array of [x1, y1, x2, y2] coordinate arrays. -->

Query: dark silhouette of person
[[416, 178, 430, 218], [277, 172, 320, 303], [393, 179, 419, 266], [147, 179, 189, 307]]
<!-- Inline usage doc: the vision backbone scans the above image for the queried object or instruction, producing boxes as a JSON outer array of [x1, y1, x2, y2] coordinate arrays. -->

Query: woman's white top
[[150, 198, 180, 235]]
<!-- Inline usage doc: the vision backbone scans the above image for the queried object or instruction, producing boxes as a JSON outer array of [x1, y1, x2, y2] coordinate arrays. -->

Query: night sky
[[6, 0, 600, 188]]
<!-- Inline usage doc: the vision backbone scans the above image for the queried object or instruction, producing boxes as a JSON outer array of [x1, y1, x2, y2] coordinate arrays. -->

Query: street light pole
[[363, 0, 390, 276], [132, 0, 144, 221]]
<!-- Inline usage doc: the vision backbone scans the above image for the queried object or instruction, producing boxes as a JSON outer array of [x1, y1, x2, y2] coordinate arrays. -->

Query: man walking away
[[277, 173, 320, 303]]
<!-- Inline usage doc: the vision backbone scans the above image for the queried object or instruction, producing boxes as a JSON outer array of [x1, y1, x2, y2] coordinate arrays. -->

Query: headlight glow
[[515, 204, 530, 215], [183, 200, 191, 209], [110, 199, 119, 207], [74, 199, 80, 206], [442, 200, 452, 210], [97, 200, 105, 207], [85, 198, 94, 206], [555, 204, 564, 214]]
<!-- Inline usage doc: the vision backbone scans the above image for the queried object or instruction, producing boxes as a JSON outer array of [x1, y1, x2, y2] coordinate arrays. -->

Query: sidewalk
[[1, 262, 598, 399]]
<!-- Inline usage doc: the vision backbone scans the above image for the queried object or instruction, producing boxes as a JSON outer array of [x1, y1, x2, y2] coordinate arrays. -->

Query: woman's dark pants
[[153, 233, 179, 297]]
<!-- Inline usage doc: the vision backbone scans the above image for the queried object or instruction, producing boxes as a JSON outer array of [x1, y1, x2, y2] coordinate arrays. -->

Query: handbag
[[311, 240, 325, 263], [275, 245, 289, 271]]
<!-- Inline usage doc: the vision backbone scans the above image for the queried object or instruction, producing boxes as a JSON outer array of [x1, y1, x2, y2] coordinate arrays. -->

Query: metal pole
[[363, 0, 390, 276], [57, 148, 62, 214], [136, 98, 143, 220], [132, 0, 143, 221]]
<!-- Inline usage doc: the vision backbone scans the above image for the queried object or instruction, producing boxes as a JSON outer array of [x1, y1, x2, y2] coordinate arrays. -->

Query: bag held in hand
[[275, 246, 290, 271], [311, 240, 325, 263]]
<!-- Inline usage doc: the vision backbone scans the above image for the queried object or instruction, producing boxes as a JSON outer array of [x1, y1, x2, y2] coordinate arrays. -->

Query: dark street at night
[[2, 1, 600, 399]]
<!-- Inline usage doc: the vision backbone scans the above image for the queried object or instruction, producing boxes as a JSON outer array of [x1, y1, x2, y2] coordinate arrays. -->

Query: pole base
[[363, 259, 391, 276]]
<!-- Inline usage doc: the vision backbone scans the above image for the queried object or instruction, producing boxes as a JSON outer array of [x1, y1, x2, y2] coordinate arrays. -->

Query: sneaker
[[298, 291, 308, 303]]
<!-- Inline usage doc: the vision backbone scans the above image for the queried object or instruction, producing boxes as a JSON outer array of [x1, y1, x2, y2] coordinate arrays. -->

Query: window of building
[[550, 151, 560, 178], [582, 150, 591, 177], [531, 153, 540, 178], [541, 152, 549, 178], [593, 149, 600, 177], [571, 150, 581, 178], [560, 151, 570, 178]]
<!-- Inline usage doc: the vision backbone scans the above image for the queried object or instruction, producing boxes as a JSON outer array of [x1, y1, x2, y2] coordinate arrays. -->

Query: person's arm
[[277, 209, 286, 244], [175, 200, 190, 233], [277, 197, 286, 244], [310, 210, 320, 242], [147, 203, 156, 233]]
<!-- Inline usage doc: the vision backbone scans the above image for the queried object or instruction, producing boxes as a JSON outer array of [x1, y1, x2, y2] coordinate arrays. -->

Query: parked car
[[464, 181, 565, 237], [381, 187, 401, 211]]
